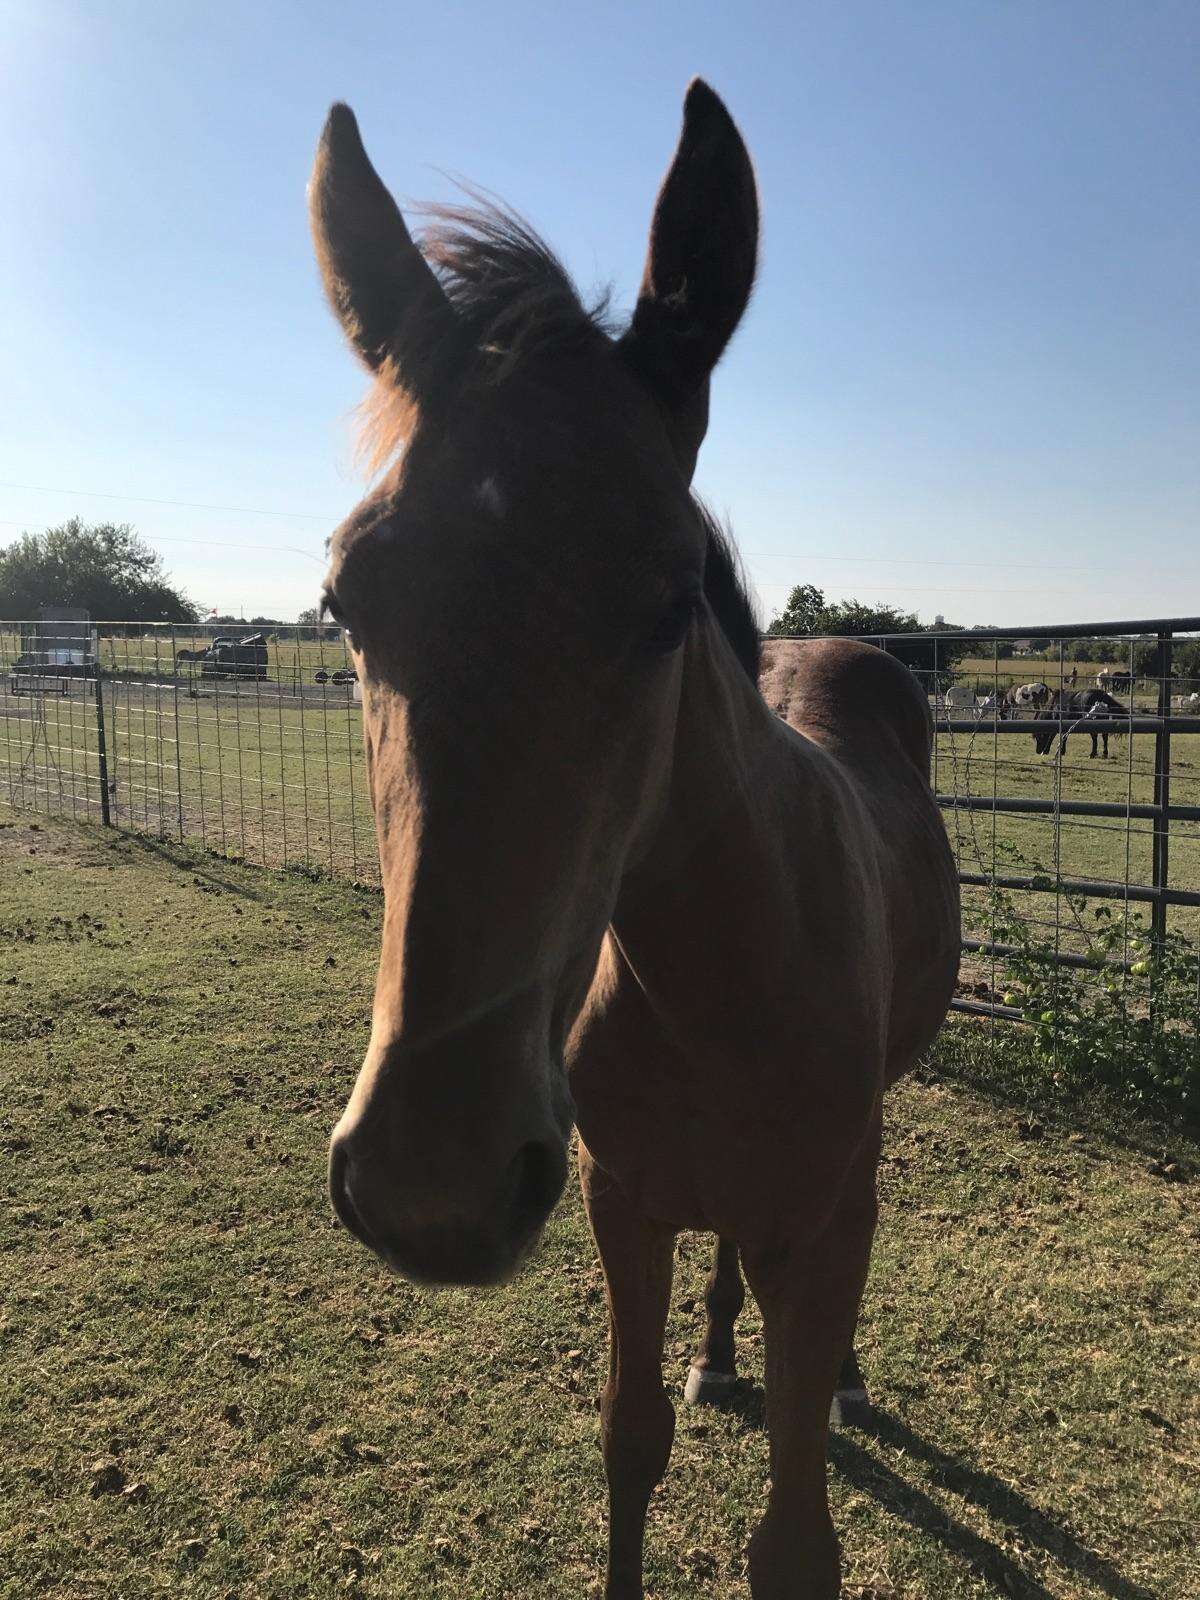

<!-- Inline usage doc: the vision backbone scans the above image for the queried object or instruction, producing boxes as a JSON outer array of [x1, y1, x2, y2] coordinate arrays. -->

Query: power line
[[742, 549, 1103, 573], [751, 580, 1078, 596], [0, 480, 336, 523], [0, 520, 326, 565]]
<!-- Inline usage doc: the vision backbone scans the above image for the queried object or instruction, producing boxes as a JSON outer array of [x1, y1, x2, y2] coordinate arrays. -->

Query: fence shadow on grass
[[717, 1386, 1156, 1600], [123, 832, 270, 904]]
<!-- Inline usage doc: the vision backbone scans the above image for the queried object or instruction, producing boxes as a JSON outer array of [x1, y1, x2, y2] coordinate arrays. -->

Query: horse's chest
[[570, 983, 884, 1240]]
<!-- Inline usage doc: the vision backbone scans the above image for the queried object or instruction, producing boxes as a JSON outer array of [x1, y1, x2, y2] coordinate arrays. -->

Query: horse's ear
[[308, 104, 458, 399], [619, 80, 759, 480]]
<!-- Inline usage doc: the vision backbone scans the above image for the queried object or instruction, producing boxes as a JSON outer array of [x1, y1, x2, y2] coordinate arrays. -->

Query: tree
[[1173, 638, 1200, 693], [293, 604, 341, 641], [767, 585, 928, 639], [766, 584, 968, 685], [0, 520, 197, 623], [766, 583, 827, 638]]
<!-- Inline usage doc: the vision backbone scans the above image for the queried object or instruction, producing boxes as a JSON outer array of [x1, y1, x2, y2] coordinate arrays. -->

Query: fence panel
[[1, 621, 379, 883]]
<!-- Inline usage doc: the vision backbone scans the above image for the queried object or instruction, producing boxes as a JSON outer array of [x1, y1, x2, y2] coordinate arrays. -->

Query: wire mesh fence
[[3, 614, 1198, 1077], [1, 620, 376, 882]]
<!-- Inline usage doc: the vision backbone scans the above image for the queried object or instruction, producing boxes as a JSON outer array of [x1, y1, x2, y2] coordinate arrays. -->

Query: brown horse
[[311, 82, 960, 1599]]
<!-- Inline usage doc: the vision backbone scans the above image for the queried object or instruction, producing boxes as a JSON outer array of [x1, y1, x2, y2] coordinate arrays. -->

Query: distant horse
[[1033, 689, 1127, 758], [310, 82, 960, 1599], [942, 683, 976, 716], [1000, 680, 1050, 718], [1097, 670, 1135, 693]]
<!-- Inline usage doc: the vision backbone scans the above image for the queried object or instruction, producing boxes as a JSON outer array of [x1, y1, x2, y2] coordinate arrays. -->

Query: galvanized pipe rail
[[936, 794, 1200, 824], [937, 717, 1200, 734], [956, 870, 1200, 910]]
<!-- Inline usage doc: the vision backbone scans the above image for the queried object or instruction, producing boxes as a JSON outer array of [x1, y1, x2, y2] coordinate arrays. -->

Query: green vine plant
[[963, 838, 1200, 1112]]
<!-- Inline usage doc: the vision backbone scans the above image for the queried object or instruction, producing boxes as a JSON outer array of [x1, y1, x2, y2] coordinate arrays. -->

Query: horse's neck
[[612, 626, 790, 962]]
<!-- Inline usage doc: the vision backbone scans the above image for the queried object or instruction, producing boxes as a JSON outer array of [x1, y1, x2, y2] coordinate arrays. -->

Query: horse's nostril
[[329, 1136, 376, 1251], [509, 1139, 567, 1237]]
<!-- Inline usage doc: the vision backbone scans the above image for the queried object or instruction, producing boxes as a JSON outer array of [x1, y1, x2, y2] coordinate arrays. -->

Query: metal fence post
[[1152, 627, 1177, 1024], [94, 668, 111, 827], [1151, 629, 1173, 963]]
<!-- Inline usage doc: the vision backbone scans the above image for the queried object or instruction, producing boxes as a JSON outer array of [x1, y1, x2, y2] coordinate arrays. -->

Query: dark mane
[[419, 200, 615, 381], [696, 502, 761, 684]]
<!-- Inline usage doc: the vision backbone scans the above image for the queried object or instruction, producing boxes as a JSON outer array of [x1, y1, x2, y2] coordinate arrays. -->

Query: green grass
[[2, 808, 1197, 1598]]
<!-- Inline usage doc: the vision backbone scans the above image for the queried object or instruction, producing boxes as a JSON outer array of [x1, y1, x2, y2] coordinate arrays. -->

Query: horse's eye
[[647, 592, 703, 654], [320, 590, 356, 650]]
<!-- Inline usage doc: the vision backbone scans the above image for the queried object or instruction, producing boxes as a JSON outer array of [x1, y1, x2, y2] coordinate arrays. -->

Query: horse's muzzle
[[328, 1127, 568, 1287]]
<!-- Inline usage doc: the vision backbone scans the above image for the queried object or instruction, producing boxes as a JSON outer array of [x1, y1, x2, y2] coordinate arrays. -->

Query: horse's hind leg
[[683, 1240, 873, 1423], [830, 1343, 873, 1430], [580, 1142, 676, 1600], [684, 1237, 744, 1404]]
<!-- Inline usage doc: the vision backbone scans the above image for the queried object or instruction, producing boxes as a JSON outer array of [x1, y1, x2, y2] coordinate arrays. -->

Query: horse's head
[[312, 83, 758, 1285]]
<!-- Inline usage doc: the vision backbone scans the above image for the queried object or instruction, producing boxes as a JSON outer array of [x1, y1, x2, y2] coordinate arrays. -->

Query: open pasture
[[936, 724, 1200, 946], [951, 660, 1171, 706], [2, 809, 1197, 1600], [96, 632, 348, 691], [0, 628, 348, 693]]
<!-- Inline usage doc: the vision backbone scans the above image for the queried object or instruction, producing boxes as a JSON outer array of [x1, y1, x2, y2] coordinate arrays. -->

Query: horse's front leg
[[741, 1148, 879, 1599], [684, 1237, 744, 1404], [580, 1142, 676, 1600]]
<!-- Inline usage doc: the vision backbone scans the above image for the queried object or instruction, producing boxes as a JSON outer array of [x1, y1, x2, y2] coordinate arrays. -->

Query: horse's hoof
[[829, 1386, 873, 1430], [683, 1366, 736, 1406]]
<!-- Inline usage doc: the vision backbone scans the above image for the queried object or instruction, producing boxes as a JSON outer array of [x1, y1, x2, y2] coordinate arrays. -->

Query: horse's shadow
[[717, 1386, 1156, 1600]]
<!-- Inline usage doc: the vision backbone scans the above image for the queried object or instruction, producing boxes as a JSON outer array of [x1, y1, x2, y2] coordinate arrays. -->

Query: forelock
[[357, 199, 615, 473]]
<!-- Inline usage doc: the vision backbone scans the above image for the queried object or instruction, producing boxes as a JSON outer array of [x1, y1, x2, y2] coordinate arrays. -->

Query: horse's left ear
[[619, 80, 759, 481]]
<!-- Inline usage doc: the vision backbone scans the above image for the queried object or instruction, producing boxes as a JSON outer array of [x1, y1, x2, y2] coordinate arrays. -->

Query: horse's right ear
[[619, 81, 759, 481], [308, 104, 458, 400]]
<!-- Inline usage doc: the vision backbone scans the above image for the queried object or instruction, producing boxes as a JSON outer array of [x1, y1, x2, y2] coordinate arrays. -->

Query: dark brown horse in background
[[1033, 688, 1128, 759], [310, 81, 960, 1598]]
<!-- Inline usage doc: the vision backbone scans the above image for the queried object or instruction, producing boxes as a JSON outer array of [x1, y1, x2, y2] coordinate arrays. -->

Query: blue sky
[[1, 0, 1196, 626]]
